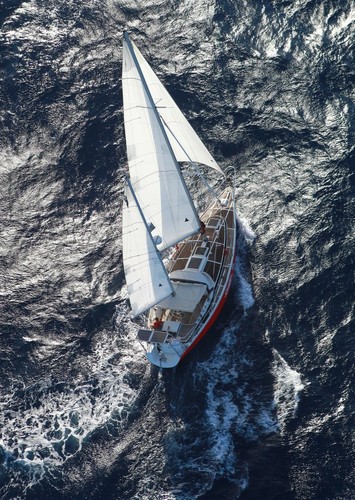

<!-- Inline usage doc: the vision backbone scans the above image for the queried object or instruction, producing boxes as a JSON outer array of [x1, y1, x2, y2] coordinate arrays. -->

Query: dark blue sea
[[0, 1, 354, 499]]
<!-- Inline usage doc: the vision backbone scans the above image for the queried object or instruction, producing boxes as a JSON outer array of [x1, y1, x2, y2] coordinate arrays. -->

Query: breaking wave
[[271, 347, 305, 434]]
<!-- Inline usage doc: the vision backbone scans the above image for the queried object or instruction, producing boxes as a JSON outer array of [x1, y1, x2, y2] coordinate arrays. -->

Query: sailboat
[[121, 32, 237, 368]]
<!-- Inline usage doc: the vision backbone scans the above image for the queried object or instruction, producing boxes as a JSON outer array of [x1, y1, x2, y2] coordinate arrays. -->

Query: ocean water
[[0, 1, 354, 499]]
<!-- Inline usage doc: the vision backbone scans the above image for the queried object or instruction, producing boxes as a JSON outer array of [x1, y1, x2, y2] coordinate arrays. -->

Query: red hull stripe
[[180, 252, 237, 361]]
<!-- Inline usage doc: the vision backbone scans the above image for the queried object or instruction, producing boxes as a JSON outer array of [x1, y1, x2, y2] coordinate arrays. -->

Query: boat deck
[[145, 187, 236, 344]]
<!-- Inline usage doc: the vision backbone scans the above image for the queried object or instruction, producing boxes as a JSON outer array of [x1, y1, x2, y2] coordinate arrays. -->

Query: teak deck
[[143, 187, 236, 344]]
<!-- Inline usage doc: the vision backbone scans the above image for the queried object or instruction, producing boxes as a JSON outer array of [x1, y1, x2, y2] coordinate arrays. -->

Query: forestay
[[131, 40, 224, 176], [122, 37, 200, 251], [122, 184, 174, 317]]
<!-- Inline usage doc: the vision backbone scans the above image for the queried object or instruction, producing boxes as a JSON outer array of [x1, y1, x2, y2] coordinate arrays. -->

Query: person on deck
[[200, 220, 206, 235], [200, 220, 208, 241], [152, 317, 163, 330]]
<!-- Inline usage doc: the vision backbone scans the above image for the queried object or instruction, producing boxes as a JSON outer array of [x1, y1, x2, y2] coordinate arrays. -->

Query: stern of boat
[[146, 339, 185, 368], [137, 329, 185, 368]]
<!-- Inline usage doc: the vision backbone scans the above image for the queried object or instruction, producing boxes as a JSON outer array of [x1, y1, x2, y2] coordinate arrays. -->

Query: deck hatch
[[206, 218, 221, 229], [194, 246, 208, 256], [186, 255, 207, 271]]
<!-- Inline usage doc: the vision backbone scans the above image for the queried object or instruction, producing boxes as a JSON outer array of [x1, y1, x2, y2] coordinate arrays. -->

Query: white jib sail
[[122, 184, 174, 317], [122, 37, 200, 251], [130, 40, 224, 176]]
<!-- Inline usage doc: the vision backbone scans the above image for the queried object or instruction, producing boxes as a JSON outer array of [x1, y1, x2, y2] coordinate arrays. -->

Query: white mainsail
[[130, 39, 224, 176], [122, 183, 174, 317], [122, 35, 200, 251]]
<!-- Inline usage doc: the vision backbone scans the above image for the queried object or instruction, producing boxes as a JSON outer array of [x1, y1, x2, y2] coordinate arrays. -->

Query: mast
[[123, 32, 201, 235]]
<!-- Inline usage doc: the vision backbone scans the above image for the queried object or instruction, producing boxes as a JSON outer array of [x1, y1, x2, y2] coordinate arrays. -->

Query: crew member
[[200, 220, 208, 241], [200, 220, 206, 235], [152, 317, 163, 330]]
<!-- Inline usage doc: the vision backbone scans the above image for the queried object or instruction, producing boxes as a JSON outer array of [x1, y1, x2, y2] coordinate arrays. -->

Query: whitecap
[[271, 348, 304, 433], [0, 307, 148, 481]]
